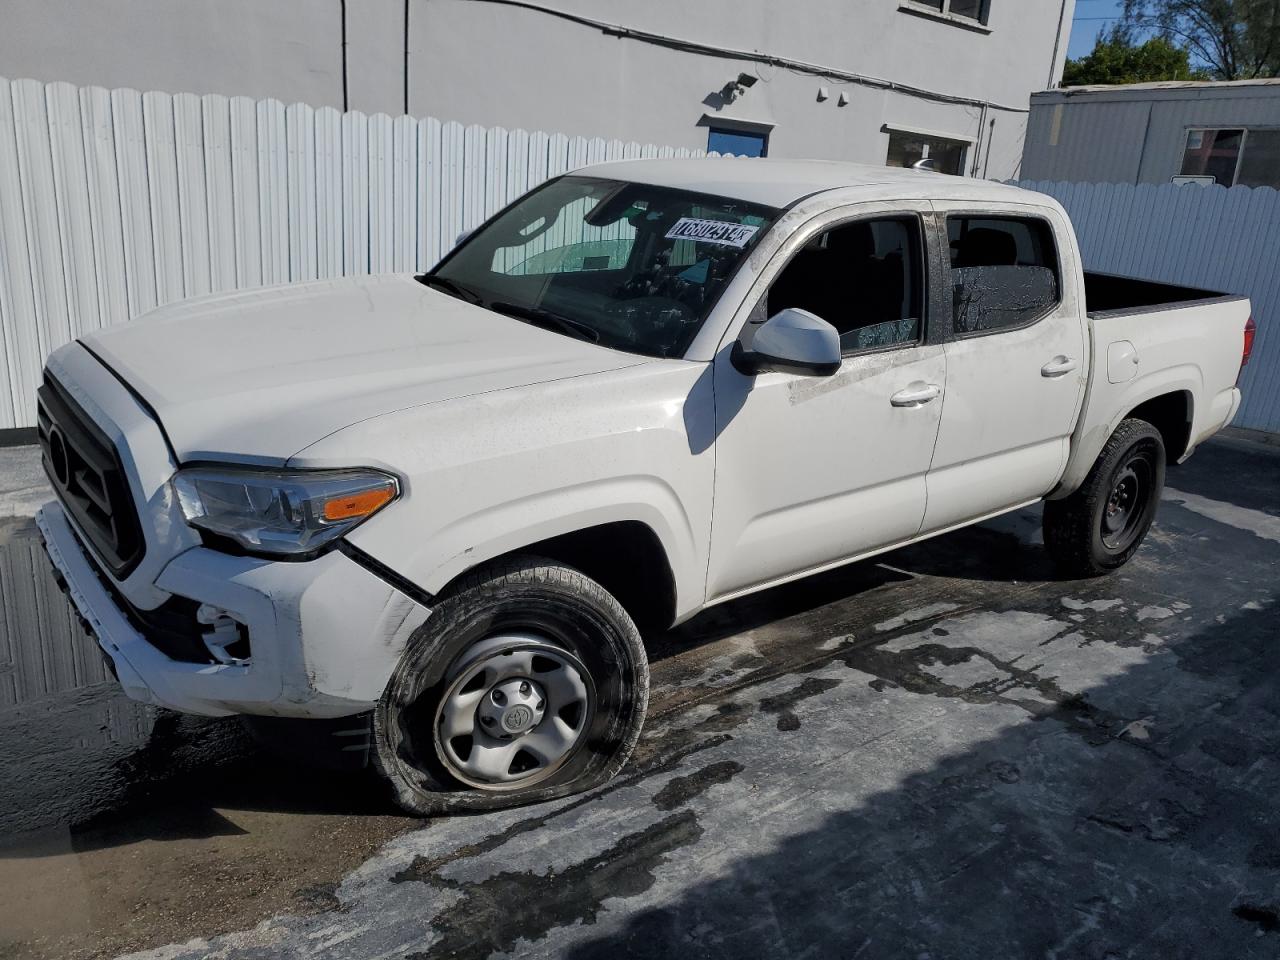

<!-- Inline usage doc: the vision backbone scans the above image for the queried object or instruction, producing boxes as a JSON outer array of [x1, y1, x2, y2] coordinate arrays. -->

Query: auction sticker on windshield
[[664, 217, 760, 248]]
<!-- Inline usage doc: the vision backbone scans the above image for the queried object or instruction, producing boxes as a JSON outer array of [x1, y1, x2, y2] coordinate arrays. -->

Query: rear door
[[921, 203, 1087, 533]]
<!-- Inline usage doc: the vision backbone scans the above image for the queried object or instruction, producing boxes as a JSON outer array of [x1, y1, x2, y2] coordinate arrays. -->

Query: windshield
[[425, 176, 779, 358]]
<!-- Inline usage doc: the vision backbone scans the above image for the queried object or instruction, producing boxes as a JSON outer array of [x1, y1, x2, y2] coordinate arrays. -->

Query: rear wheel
[[1044, 418, 1166, 577], [373, 556, 648, 814]]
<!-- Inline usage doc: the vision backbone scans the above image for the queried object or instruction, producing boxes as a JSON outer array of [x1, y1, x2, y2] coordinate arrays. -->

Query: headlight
[[172, 467, 399, 556]]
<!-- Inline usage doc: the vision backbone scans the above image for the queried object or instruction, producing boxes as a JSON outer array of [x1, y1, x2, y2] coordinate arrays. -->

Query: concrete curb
[[0, 445, 50, 518]]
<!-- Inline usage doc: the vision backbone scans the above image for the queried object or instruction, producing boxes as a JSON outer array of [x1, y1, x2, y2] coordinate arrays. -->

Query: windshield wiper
[[488, 302, 600, 343], [416, 273, 483, 304]]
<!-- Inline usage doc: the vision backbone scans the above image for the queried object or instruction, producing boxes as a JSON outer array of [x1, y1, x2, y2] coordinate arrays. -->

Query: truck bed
[[1066, 272, 1249, 492], [1084, 271, 1230, 317]]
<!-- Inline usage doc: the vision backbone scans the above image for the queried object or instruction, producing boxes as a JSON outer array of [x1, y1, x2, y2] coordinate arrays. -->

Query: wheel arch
[[1052, 372, 1198, 500], [1124, 390, 1193, 462], [432, 519, 682, 633]]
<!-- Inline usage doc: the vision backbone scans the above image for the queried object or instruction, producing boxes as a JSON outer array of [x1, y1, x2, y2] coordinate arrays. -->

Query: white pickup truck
[[36, 159, 1252, 812]]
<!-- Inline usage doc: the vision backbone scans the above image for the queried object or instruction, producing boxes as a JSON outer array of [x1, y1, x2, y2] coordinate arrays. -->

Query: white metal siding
[[0, 76, 706, 430], [1020, 179, 1280, 434]]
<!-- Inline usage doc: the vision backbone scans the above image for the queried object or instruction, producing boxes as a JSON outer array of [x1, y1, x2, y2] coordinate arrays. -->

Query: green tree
[[1121, 0, 1280, 80], [1063, 27, 1210, 85]]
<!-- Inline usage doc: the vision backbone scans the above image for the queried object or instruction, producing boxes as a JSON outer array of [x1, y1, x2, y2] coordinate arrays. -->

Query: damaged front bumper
[[37, 500, 430, 718]]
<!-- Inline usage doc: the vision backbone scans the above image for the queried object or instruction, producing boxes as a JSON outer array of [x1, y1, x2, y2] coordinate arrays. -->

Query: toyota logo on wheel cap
[[502, 705, 534, 732]]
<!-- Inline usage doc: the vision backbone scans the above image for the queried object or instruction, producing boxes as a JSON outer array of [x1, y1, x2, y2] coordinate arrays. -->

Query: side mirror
[[732, 308, 841, 377]]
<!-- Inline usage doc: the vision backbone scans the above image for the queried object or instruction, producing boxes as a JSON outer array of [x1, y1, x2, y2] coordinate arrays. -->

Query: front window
[[427, 177, 778, 359], [765, 217, 925, 355]]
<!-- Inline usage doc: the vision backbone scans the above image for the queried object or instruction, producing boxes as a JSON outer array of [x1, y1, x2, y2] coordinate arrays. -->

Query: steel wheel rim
[[433, 634, 596, 791], [1101, 457, 1150, 550]]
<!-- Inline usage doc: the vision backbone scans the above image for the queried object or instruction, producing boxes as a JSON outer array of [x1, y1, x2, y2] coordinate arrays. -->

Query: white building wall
[[0, 0, 1075, 179]]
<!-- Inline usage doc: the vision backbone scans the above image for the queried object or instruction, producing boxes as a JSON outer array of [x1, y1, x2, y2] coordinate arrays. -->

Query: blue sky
[[1069, 0, 1126, 58]]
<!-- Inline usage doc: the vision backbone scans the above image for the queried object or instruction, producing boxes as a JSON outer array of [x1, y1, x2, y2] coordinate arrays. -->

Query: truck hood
[[80, 274, 648, 462]]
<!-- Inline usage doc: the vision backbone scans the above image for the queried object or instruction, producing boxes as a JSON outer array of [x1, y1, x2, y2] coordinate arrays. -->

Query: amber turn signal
[[321, 487, 396, 522]]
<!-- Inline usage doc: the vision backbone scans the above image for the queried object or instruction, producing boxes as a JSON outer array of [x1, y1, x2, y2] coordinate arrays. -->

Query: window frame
[[754, 211, 932, 360], [1180, 127, 1246, 186], [898, 0, 993, 31], [884, 125, 973, 176], [940, 213, 1064, 342], [1181, 126, 1280, 188], [707, 126, 769, 158]]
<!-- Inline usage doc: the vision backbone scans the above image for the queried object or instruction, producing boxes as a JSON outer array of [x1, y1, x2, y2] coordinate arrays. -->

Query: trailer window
[[1181, 129, 1245, 186], [946, 216, 1060, 335]]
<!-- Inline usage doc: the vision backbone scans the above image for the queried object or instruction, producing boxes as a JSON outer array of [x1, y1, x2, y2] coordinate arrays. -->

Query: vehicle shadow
[[649, 502, 1061, 665], [882, 504, 1061, 584], [647, 560, 911, 662]]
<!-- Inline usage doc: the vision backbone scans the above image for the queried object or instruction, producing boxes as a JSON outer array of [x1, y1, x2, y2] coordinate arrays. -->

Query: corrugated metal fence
[[0, 76, 709, 431], [1018, 179, 1280, 434]]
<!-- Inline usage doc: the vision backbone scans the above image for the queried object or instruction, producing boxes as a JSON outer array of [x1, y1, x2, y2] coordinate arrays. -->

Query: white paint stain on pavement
[[1061, 598, 1124, 612], [820, 633, 855, 651], [1164, 487, 1280, 544], [1120, 717, 1155, 741], [873, 602, 961, 633], [1136, 606, 1174, 622]]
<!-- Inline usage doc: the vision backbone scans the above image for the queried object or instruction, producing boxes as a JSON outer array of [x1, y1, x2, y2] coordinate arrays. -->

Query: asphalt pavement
[[1, 433, 1278, 960]]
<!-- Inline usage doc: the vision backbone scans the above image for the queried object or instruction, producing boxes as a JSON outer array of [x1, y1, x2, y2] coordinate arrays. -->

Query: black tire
[[373, 555, 648, 815], [1044, 417, 1166, 577]]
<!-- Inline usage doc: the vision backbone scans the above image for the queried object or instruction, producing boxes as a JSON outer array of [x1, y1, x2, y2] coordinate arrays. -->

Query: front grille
[[37, 373, 146, 578]]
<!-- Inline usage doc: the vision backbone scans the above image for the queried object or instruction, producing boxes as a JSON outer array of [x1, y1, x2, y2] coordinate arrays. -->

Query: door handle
[[890, 383, 942, 407], [1041, 355, 1079, 378]]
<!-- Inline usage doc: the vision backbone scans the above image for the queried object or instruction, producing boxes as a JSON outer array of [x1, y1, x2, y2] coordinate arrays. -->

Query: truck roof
[[572, 157, 1038, 209]]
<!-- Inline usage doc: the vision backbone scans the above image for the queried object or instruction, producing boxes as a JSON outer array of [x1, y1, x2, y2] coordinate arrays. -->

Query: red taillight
[[1242, 315, 1256, 373]]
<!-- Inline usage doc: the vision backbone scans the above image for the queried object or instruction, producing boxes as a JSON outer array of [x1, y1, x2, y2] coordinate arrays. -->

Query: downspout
[[982, 116, 996, 178], [1048, 0, 1070, 88], [340, 0, 350, 111], [404, 0, 411, 115], [970, 102, 989, 177]]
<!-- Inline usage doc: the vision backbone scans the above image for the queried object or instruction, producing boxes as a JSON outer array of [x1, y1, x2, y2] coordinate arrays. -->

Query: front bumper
[[38, 501, 430, 718]]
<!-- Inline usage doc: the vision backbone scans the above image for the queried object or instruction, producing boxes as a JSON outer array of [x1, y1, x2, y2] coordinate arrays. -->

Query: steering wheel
[[601, 296, 695, 348]]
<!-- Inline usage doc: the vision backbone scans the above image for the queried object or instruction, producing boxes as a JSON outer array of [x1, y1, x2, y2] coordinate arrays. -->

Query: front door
[[706, 205, 947, 601], [921, 203, 1087, 533]]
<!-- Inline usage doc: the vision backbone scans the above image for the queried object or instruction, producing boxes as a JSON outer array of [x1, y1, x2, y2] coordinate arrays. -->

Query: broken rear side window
[[947, 216, 1060, 335]]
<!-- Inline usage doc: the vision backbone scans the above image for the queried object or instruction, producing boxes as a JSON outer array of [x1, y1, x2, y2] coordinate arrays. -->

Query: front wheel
[[373, 556, 648, 815], [1044, 418, 1166, 577]]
